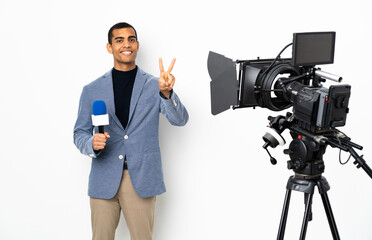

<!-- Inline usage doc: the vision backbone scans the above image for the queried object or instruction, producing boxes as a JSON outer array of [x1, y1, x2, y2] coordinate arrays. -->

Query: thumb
[[104, 132, 110, 138]]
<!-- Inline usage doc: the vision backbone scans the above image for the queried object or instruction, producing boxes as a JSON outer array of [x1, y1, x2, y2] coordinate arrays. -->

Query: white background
[[1, 0, 371, 239]]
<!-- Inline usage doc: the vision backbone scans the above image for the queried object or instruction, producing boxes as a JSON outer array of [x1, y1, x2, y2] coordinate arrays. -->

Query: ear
[[137, 41, 140, 51], [106, 43, 113, 54]]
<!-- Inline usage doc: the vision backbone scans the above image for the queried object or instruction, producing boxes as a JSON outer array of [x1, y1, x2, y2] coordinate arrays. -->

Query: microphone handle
[[98, 126, 104, 134]]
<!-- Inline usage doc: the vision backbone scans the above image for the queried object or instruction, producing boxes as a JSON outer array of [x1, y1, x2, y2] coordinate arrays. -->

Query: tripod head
[[263, 113, 372, 179]]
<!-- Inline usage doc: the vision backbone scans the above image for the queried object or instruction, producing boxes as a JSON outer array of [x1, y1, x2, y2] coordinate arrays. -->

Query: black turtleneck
[[112, 66, 137, 129]]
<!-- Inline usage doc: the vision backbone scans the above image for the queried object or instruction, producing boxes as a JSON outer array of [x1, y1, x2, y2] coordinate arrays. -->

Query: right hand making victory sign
[[159, 58, 176, 99]]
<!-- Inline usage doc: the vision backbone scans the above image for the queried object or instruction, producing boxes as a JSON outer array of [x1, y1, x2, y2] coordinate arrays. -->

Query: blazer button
[[119, 155, 124, 160], [124, 135, 129, 140]]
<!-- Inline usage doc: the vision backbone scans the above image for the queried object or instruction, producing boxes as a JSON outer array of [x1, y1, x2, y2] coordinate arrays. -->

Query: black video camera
[[208, 32, 372, 239], [208, 31, 372, 179], [208, 32, 350, 134]]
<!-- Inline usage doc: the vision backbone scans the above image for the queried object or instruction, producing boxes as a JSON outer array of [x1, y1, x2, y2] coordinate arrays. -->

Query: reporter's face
[[107, 27, 139, 70]]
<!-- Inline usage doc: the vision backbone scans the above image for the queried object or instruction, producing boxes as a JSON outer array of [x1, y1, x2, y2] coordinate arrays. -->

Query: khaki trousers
[[90, 170, 156, 240]]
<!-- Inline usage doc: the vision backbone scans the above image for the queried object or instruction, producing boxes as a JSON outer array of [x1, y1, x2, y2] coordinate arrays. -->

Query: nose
[[123, 39, 132, 48]]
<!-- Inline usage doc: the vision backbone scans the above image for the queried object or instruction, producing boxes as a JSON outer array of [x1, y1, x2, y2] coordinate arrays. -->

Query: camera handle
[[324, 138, 372, 179]]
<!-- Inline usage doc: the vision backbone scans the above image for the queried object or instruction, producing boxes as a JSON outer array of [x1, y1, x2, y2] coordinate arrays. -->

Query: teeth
[[121, 51, 131, 55]]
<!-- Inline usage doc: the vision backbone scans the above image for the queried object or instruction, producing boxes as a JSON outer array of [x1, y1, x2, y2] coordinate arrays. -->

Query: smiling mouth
[[121, 51, 132, 56]]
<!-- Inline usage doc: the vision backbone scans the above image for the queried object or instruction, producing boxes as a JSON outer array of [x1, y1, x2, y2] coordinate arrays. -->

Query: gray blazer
[[73, 67, 188, 199]]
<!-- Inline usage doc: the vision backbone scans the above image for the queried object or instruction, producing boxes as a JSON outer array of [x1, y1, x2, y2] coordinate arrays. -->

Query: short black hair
[[108, 22, 138, 45]]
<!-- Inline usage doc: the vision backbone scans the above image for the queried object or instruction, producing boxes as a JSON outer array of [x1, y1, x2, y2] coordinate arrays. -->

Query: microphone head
[[92, 100, 107, 116]]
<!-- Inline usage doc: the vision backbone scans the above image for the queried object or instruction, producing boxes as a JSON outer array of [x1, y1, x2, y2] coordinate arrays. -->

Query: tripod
[[277, 174, 340, 240], [273, 132, 341, 240]]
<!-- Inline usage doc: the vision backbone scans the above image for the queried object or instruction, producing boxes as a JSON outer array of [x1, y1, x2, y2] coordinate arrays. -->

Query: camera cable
[[333, 129, 352, 165]]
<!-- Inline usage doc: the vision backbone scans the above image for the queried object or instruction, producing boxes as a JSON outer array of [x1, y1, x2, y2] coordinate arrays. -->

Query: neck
[[113, 65, 137, 73], [114, 62, 136, 71]]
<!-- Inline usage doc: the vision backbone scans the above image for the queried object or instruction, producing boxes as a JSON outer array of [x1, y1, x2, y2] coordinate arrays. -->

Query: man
[[73, 22, 188, 240]]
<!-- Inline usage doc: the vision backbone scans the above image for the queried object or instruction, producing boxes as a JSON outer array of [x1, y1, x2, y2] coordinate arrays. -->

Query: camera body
[[286, 81, 350, 133], [238, 58, 350, 133]]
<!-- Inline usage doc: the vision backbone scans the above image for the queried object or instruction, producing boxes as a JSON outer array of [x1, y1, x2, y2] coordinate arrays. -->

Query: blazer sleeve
[[160, 91, 189, 126], [73, 86, 98, 158]]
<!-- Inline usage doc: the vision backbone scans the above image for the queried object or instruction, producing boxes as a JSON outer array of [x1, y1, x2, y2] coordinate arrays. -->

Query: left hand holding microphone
[[159, 58, 176, 99]]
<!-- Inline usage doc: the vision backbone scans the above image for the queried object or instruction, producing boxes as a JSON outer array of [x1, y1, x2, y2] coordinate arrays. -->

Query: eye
[[117, 39, 123, 43], [129, 38, 136, 43]]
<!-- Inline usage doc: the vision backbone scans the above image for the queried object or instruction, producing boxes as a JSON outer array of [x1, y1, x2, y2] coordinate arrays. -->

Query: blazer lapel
[[127, 67, 147, 127], [102, 70, 124, 131]]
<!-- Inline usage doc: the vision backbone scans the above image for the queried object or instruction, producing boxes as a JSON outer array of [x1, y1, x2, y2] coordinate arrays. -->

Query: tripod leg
[[320, 192, 340, 240], [304, 193, 313, 221], [299, 192, 314, 240], [277, 189, 292, 240]]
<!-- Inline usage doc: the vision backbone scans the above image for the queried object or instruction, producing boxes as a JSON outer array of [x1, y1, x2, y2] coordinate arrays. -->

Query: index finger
[[159, 58, 165, 72], [167, 58, 176, 73]]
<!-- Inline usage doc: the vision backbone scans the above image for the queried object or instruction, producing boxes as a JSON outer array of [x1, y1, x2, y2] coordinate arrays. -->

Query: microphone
[[92, 100, 109, 133]]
